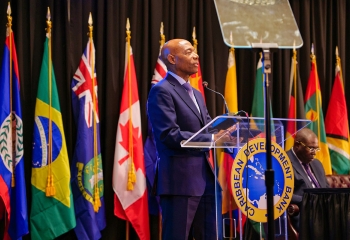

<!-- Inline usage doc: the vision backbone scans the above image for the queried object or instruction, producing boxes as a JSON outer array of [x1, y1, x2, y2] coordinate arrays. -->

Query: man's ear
[[167, 54, 175, 65]]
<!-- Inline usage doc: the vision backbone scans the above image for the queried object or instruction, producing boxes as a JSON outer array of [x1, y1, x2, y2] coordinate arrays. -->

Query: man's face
[[294, 137, 319, 164], [170, 40, 199, 79]]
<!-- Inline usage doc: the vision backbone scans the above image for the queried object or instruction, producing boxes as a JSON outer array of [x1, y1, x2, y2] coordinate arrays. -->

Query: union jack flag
[[72, 42, 99, 127]]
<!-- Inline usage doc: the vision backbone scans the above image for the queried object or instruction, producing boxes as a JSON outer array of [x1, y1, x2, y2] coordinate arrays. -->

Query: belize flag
[[71, 38, 106, 239], [0, 23, 28, 239]]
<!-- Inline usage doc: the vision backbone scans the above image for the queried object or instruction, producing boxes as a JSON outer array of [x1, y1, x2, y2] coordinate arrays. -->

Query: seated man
[[286, 127, 329, 232]]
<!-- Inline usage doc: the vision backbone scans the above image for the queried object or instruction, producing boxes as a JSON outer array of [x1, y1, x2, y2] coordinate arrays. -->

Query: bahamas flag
[[325, 51, 350, 174], [71, 37, 106, 239], [0, 15, 28, 239], [304, 50, 332, 175], [30, 33, 76, 239]]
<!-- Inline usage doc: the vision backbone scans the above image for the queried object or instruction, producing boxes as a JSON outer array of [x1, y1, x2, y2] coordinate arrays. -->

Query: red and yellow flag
[[304, 46, 332, 175], [189, 27, 205, 101]]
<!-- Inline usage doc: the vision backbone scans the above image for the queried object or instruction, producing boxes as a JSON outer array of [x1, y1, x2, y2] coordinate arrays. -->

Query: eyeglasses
[[296, 141, 321, 152]]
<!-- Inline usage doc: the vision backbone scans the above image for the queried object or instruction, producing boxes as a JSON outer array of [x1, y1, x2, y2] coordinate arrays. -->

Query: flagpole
[[6, 3, 16, 188], [292, 47, 297, 138], [88, 12, 101, 213], [45, 7, 55, 197], [158, 21, 165, 240], [125, 18, 134, 240], [228, 32, 235, 238], [310, 44, 321, 149]]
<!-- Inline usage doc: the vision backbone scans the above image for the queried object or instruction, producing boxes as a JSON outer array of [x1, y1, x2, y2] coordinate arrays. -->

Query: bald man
[[148, 39, 230, 239], [287, 127, 328, 231]]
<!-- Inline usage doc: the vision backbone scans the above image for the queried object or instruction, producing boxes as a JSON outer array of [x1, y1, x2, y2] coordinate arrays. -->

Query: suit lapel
[[290, 152, 314, 188], [166, 74, 204, 124], [310, 161, 326, 187]]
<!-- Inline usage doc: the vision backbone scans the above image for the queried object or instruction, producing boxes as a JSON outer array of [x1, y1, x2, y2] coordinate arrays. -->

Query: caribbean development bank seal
[[231, 138, 294, 222]]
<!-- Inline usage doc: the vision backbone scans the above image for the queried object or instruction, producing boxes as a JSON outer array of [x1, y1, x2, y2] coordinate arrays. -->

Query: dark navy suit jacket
[[287, 149, 328, 204], [147, 73, 214, 196]]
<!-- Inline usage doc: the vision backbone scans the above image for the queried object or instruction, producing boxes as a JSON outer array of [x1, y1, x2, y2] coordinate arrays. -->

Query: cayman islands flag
[[71, 38, 106, 239], [113, 31, 150, 240], [0, 15, 28, 239], [31, 31, 76, 239]]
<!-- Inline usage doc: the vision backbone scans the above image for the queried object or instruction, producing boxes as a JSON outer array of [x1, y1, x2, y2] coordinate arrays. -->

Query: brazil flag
[[30, 35, 76, 239]]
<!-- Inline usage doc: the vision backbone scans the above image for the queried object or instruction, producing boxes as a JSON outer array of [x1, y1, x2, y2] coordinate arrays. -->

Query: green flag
[[251, 54, 274, 130], [30, 34, 76, 239]]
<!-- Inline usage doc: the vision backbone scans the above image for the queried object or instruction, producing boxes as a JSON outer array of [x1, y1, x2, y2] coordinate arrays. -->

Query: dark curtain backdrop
[[0, 0, 349, 239]]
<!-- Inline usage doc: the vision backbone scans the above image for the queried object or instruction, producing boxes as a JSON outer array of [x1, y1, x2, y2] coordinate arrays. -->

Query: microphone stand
[[203, 81, 230, 114], [251, 43, 278, 240]]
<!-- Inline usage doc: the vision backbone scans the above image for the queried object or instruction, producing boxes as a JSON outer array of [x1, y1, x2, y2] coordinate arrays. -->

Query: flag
[[219, 47, 238, 214], [217, 47, 242, 237], [71, 37, 106, 239], [285, 50, 306, 151], [112, 36, 150, 239], [325, 51, 350, 174], [189, 63, 205, 101], [224, 47, 238, 113], [150, 48, 166, 85], [145, 34, 167, 215], [251, 53, 274, 132], [304, 50, 332, 175], [189, 29, 205, 101], [0, 18, 28, 239], [30, 31, 76, 239]]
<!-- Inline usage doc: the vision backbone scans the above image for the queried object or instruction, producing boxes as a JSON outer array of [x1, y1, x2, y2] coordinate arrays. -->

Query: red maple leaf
[[118, 119, 142, 166]]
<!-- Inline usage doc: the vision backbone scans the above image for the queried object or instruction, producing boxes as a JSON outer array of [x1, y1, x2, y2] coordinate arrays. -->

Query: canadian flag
[[112, 42, 150, 240]]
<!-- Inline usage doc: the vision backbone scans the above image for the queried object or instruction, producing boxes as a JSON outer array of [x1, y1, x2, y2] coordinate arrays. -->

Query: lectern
[[181, 115, 311, 240]]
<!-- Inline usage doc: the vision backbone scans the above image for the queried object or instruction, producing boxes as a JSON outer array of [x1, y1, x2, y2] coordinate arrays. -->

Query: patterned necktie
[[183, 82, 200, 112], [303, 163, 320, 188]]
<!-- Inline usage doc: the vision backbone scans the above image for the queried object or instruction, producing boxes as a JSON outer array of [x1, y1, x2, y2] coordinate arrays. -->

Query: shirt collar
[[168, 71, 187, 85]]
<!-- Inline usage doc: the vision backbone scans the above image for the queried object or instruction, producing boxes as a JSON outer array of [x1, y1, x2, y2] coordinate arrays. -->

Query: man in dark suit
[[287, 127, 328, 231], [147, 39, 231, 240]]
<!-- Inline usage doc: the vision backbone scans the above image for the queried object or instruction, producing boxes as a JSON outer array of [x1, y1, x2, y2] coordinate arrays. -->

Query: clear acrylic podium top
[[181, 115, 311, 149]]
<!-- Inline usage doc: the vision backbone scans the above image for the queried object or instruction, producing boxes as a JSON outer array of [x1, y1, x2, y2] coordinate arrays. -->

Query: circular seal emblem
[[230, 138, 294, 222], [0, 113, 24, 172]]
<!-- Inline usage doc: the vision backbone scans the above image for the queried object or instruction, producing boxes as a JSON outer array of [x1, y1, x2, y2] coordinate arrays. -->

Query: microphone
[[202, 81, 230, 114]]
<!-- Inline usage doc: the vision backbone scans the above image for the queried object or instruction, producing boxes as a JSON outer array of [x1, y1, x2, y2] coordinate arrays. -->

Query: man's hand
[[213, 124, 241, 144], [213, 129, 233, 143]]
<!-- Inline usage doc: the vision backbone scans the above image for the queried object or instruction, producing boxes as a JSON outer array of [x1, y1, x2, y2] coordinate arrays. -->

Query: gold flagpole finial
[[6, 2, 12, 29], [229, 31, 235, 53], [7, 2, 11, 15], [192, 27, 198, 53], [46, 7, 52, 34], [310, 43, 316, 61], [160, 22, 164, 35], [88, 12, 93, 26], [88, 13, 93, 38], [160, 22, 165, 46], [46, 7, 51, 21], [335, 46, 341, 67], [335, 46, 339, 57], [126, 18, 131, 42]]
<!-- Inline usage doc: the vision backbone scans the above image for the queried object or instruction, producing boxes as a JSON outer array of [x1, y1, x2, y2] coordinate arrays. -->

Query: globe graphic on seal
[[242, 152, 285, 209]]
